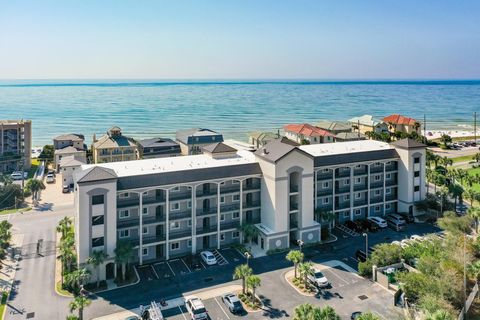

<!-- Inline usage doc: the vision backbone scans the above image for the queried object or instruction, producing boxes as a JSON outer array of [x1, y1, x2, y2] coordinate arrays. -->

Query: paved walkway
[[0, 234, 24, 311]]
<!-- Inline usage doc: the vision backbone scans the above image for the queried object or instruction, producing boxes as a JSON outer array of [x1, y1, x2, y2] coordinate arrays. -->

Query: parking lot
[[163, 296, 246, 320]]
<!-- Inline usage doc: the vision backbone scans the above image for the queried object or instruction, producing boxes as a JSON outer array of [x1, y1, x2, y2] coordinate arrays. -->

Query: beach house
[[383, 114, 421, 134], [92, 126, 139, 164], [348, 115, 389, 135], [137, 138, 181, 159], [283, 123, 336, 144], [175, 128, 224, 155], [73, 137, 425, 281], [53, 133, 86, 150]]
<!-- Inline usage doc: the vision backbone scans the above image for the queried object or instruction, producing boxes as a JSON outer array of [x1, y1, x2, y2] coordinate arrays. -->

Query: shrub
[[358, 259, 373, 277]]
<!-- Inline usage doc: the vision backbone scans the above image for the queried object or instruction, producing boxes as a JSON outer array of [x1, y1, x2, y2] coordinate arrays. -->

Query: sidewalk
[[91, 284, 242, 320], [0, 234, 24, 314]]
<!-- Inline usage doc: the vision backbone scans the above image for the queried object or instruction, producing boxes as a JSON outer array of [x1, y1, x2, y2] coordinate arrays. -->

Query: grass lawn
[[55, 281, 73, 297], [0, 291, 8, 318], [464, 168, 480, 193], [452, 155, 477, 163], [0, 207, 32, 215]]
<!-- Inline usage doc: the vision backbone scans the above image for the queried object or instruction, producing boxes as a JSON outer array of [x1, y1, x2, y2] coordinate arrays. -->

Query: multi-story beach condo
[[74, 138, 425, 281], [0, 120, 32, 173], [92, 126, 138, 164]]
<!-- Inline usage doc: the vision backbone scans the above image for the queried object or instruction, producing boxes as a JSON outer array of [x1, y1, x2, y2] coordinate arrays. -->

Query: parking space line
[[166, 261, 176, 276], [199, 261, 206, 269], [179, 306, 187, 320], [214, 297, 231, 319], [151, 265, 160, 279], [181, 258, 192, 273], [325, 268, 350, 285]]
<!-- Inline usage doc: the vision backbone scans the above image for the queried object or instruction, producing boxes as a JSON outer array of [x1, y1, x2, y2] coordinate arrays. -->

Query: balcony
[[370, 166, 383, 173], [244, 182, 261, 192], [220, 185, 240, 194], [243, 201, 261, 209], [196, 225, 218, 235], [143, 215, 166, 224], [353, 200, 368, 207], [385, 179, 398, 187], [169, 210, 192, 220], [170, 230, 192, 240], [196, 208, 217, 216], [220, 221, 240, 230], [117, 195, 166, 208], [336, 170, 350, 178], [169, 192, 192, 201], [143, 234, 166, 244], [317, 172, 332, 180], [386, 194, 398, 201], [354, 168, 368, 176], [370, 197, 383, 204], [117, 217, 139, 228], [317, 188, 332, 196], [370, 181, 383, 189], [354, 184, 368, 191], [335, 186, 350, 194], [335, 202, 351, 210], [221, 203, 240, 212], [385, 162, 398, 171], [196, 189, 218, 198]]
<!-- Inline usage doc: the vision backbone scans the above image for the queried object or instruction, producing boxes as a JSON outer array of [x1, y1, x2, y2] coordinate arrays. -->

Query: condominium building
[[0, 120, 32, 173], [92, 127, 138, 163], [74, 138, 425, 281]]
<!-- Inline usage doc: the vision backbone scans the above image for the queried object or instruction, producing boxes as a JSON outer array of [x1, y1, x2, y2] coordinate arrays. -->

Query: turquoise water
[[1, 80, 479, 146]]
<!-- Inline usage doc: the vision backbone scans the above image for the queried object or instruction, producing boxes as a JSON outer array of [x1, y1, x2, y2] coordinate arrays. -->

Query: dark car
[[360, 219, 379, 232], [345, 220, 362, 232], [397, 212, 414, 223]]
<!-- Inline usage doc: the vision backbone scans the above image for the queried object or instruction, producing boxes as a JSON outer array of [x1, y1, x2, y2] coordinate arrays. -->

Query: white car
[[410, 235, 423, 241], [200, 251, 217, 265], [367, 217, 388, 228], [185, 296, 208, 320], [391, 241, 402, 246], [222, 293, 243, 314], [307, 268, 329, 288], [400, 239, 410, 248], [46, 173, 55, 183], [10, 172, 23, 180]]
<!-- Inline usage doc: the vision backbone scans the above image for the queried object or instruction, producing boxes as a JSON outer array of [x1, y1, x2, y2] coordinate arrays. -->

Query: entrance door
[[156, 244, 164, 260], [106, 262, 115, 280]]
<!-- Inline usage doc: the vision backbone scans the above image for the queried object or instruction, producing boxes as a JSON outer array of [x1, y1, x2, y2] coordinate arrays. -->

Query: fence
[[458, 282, 479, 320]]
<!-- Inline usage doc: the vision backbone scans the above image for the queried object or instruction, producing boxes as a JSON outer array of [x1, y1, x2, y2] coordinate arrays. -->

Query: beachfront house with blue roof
[[175, 128, 224, 155]]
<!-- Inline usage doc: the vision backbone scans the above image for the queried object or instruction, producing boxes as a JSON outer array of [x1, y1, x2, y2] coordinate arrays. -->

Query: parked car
[[185, 296, 208, 320], [222, 293, 244, 314], [360, 219, 379, 232], [62, 185, 70, 193], [345, 220, 362, 232], [386, 215, 406, 232], [10, 172, 23, 180], [351, 312, 363, 320], [367, 217, 387, 229], [386, 214, 406, 225], [410, 234, 423, 241], [397, 212, 414, 223], [307, 268, 329, 288], [46, 173, 55, 183], [47, 169, 56, 177], [200, 251, 217, 266]]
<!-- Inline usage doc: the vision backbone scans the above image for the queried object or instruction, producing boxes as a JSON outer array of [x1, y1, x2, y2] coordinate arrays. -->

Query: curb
[[283, 269, 316, 297], [90, 265, 140, 294]]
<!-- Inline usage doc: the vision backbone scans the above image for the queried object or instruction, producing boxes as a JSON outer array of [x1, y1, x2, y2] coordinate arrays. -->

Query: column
[[239, 180, 243, 243], [217, 183, 221, 250], [191, 186, 196, 254], [139, 192, 144, 265], [165, 189, 170, 260], [332, 168, 336, 227], [314, 171, 318, 209], [383, 162, 386, 216], [367, 164, 371, 217], [350, 166, 354, 221]]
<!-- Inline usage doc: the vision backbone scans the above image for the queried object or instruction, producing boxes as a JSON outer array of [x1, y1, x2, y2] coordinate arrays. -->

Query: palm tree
[[239, 224, 259, 248], [464, 188, 479, 207], [294, 303, 314, 320], [87, 250, 108, 288], [456, 168, 468, 185], [66, 315, 80, 320], [69, 295, 91, 320], [25, 178, 45, 203], [318, 306, 341, 320], [286, 250, 304, 279], [0, 174, 12, 186], [233, 264, 252, 294], [59, 238, 75, 282], [298, 261, 314, 287], [65, 268, 90, 294], [439, 134, 452, 148], [468, 207, 480, 233], [440, 156, 453, 169], [246, 275, 261, 303], [57, 217, 73, 239], [436, 186, 449, 214], [315, 209, 335, 230], [114, 240, 134, 281], [357, 312, 380, 320], [448, 183, 464, 213]]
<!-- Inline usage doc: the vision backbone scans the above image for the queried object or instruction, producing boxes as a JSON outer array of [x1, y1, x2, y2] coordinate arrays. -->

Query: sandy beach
[[425, 129, 479, 140]]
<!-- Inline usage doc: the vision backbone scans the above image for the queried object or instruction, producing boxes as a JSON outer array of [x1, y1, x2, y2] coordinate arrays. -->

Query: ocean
[[1, 80, 479, 147]]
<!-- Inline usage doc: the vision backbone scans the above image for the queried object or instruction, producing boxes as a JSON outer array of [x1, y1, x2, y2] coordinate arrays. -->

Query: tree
[[473, 153, 480, 163], [65, 268, 90, 294], [0, 183, 23, 210], [294, 304, 340, 320], [464, 188, 479, 207], [315, 209, 335, 230], [39, 144, 55, 163], [66, 315, 80, 320], [69, 295, 91, 320], [468, 207, 480, 233], [246, 275, 261, 303], [294, 303, 314, 320], [440, 156, 453, 169], [239, 224, 259, 247], [298, 261, 314, 287], [0, 173, 12, 186], [233, 264, 252, 294], [57, 217, 73, 239], [370, 243, 402, 267], [448, 183, 464, 213], [440, 134, 452, 148], [25, 178, 45, 203], [114, 240, 134, 281], [286, 250, 304, 279], [87, 250, 108, 288], [356, 312, 380, 320], [437, 211, 473, 234], [468, 260, 480, 288], [436, 186, 449, 213], [318, 306, 341, 320], [59, 237, 76, 281]]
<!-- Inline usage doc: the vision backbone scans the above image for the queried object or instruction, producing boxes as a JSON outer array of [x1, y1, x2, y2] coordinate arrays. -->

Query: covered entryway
[[106, 262, 115, 280]]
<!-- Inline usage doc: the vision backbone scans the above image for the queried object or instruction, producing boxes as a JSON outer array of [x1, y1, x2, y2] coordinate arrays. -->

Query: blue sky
[[0, 0, 479, 79]]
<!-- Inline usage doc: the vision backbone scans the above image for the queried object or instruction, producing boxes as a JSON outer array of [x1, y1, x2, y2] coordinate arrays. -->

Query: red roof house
[[382, 114, 421, 134], [283, 123, 336, 144]]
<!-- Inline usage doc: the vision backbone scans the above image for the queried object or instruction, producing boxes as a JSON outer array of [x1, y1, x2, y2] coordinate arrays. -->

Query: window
[[119, 210, 129, 219], [374, 175, 381, 181], [386, 173, 391, 179], [170, 202, 180, 211], [187, 240, 192, 247], [233, 194, 240, 202], [322, 181, 329, 188], [344, 179, 350, 186], [233, 180, 239, 185], [375, 206, 381, 212], [355, 193, 361, 199], [220, 233, 225, 241], [414, 186, 420, 192], [142, 227, 148, 235], [385, 188, 391, 195], [322, 197, 330, 204], [343, 211, 350, 218], [119, 229, 130, 238], [220, 196, 225, 204], [355, 177, 361, 185], [142, 207, 148, 215], [233, 211, 240, 219], [414, 157, 420, 164], [170, 221, 180, 229], [142, 248, 148, 256], [171, 186, 180, 192], [220, 214, 225, 221], [171, 242, 180, 250], [414, 171, 420, 177], [386, 204, 391, 210], [233, 231, 240, 238], [344, 195, 350, 201], [92, 215, 104, 226], [92, 237, 104, 247], [187, 201, 192, 209], [119, 192, 129, 198], [92, 195, 104, 205], [354, 209, 361, 216], [375, 189, 381, 196], [188, 219, 192, 227]]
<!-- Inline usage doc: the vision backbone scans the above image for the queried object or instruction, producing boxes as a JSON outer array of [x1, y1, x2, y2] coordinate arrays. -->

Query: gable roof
[[254, 138, 311, 163], [93, 132, 137, 149], [76, 166, 118, 183], [383, 114, 418, 126], [202, 142, 237, 154], [54, 146, 84, 155], [138, 138, 179, 148], [53, 133, 85, 141], [348, 115, 385, 127], [390, 138, 426, 149], [335, 132, 366, 141], [175, 128, 223, 144], [283, 123, 335, 138], [60, 155, 85, 167], [316, 120, 351, 132]]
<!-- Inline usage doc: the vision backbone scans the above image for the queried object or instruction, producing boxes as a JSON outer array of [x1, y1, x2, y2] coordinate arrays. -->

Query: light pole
[[244, 251, 252, 267], [362, 233, 368, 259], [297, 239, 304, 253]]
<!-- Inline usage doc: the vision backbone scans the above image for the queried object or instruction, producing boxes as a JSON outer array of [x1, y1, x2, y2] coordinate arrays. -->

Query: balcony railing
[[169, 210, 192, 220], [243, 201, 261, 209], [143, 234, 166, 244], [370, 197, 383, 204], [169, 230, 192, 240], [354, 169, 368, 176], [196, 225, 218, 235], [354, 184, 368, 191], [370, 181, 383, 189], [220, 221, 240, 230], [353, 200, 368, 207], [196, 189, 218, 198], [169, 192, 192, 201], [317, 172, 332, 180], [317, 188, 333, 196], [143, 215, 165, 224], [385, 194, 398, 201], [221, 203, 241, 212], [243, 183, 261, 191], [335, 170, 350, 178], [220, 186, 241, 194], [117, 217, 139, 228], [385, 180, 398, 187], [370, 166, 383, 173], [197, 208, 218, 217], [335, 186, 350, 194], [289, 203, 299, 211], [335, 202, 350, 210]]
